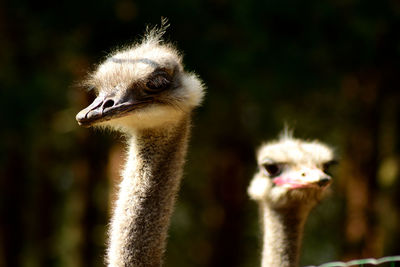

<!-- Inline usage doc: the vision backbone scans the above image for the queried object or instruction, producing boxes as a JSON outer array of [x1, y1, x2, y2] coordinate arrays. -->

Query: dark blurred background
[[1, 0, 400, 266]]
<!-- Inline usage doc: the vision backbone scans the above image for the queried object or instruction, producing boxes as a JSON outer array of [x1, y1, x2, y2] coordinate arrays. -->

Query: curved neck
[[260, 203, 311, 267], [107, 117, 190, 267]]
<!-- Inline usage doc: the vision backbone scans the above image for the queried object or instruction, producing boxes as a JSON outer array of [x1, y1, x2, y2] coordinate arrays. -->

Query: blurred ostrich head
[[248, 132, 336, 209]]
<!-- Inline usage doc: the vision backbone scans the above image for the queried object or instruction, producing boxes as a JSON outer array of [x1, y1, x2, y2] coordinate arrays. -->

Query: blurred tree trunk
[[206, 103, 253, 267], [391, 105, 400, 254], [209, 144, 247, 267], [378, 92, 400, 256], [377, 46, 400, 255], [0, 145, 26, 267], [84, 139, 114, 267], [340, 21, 400, 259], [340, 70, 382, 259], [75, 95, 111, 267], [35, 162, 57, 266]]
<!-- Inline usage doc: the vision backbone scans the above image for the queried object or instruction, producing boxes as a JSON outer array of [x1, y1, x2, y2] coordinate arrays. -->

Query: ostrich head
[[76, 26, 205, 131], [248, 134, 336, 209]]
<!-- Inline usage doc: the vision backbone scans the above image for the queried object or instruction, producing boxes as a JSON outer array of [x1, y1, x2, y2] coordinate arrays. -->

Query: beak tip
[[76, 109, 92, 127], [76, 111, 85, 123], [317, 176, 332, 187]]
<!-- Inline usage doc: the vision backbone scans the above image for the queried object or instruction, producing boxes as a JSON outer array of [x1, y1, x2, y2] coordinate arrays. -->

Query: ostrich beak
[[273, 168, 332, 189], [315, 176, 331, 187], [76, 91, 150, 127], [304, 168, 332, 188]]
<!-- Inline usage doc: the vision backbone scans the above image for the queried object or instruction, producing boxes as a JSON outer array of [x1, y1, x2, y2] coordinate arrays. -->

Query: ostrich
[[248, 133, 335, 267], [76, 24, 205, 267]]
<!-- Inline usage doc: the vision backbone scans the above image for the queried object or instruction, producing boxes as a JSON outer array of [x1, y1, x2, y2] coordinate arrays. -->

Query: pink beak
[[272, 168, 331, 189]]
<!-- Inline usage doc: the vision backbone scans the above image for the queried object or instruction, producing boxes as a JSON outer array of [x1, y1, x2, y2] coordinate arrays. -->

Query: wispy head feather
[[143, 17, 170, 45], [279, 124, 294, 141]]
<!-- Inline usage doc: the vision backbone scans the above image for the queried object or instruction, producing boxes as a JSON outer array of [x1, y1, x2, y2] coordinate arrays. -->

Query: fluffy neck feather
[[260, 202, 312, 267], [107, 117, 190, 267]]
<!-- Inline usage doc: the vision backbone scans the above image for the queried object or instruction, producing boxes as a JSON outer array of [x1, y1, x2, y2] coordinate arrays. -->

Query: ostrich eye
[[145, 70, 172, 92], [261, 163, 282, 177]]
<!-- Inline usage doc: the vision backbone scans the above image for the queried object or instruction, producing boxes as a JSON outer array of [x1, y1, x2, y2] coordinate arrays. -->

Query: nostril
[[317, 177, 331, 187], [103, 99, 115, 110]]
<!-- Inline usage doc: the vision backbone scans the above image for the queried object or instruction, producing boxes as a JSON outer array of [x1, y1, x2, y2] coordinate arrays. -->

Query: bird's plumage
[[76, 24, 205, 267], [248, 134, 335, 267], [76, 23, 204, 131]]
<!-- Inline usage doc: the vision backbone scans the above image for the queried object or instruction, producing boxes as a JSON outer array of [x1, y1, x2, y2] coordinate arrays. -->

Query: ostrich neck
[[261, 203, 311, 267], [107, 117, 190, 267]]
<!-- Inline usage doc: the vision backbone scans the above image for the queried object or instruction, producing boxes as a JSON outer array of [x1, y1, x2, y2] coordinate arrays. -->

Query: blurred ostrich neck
[[107, 116, 190, 267], [261, 202, 312, 267]]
